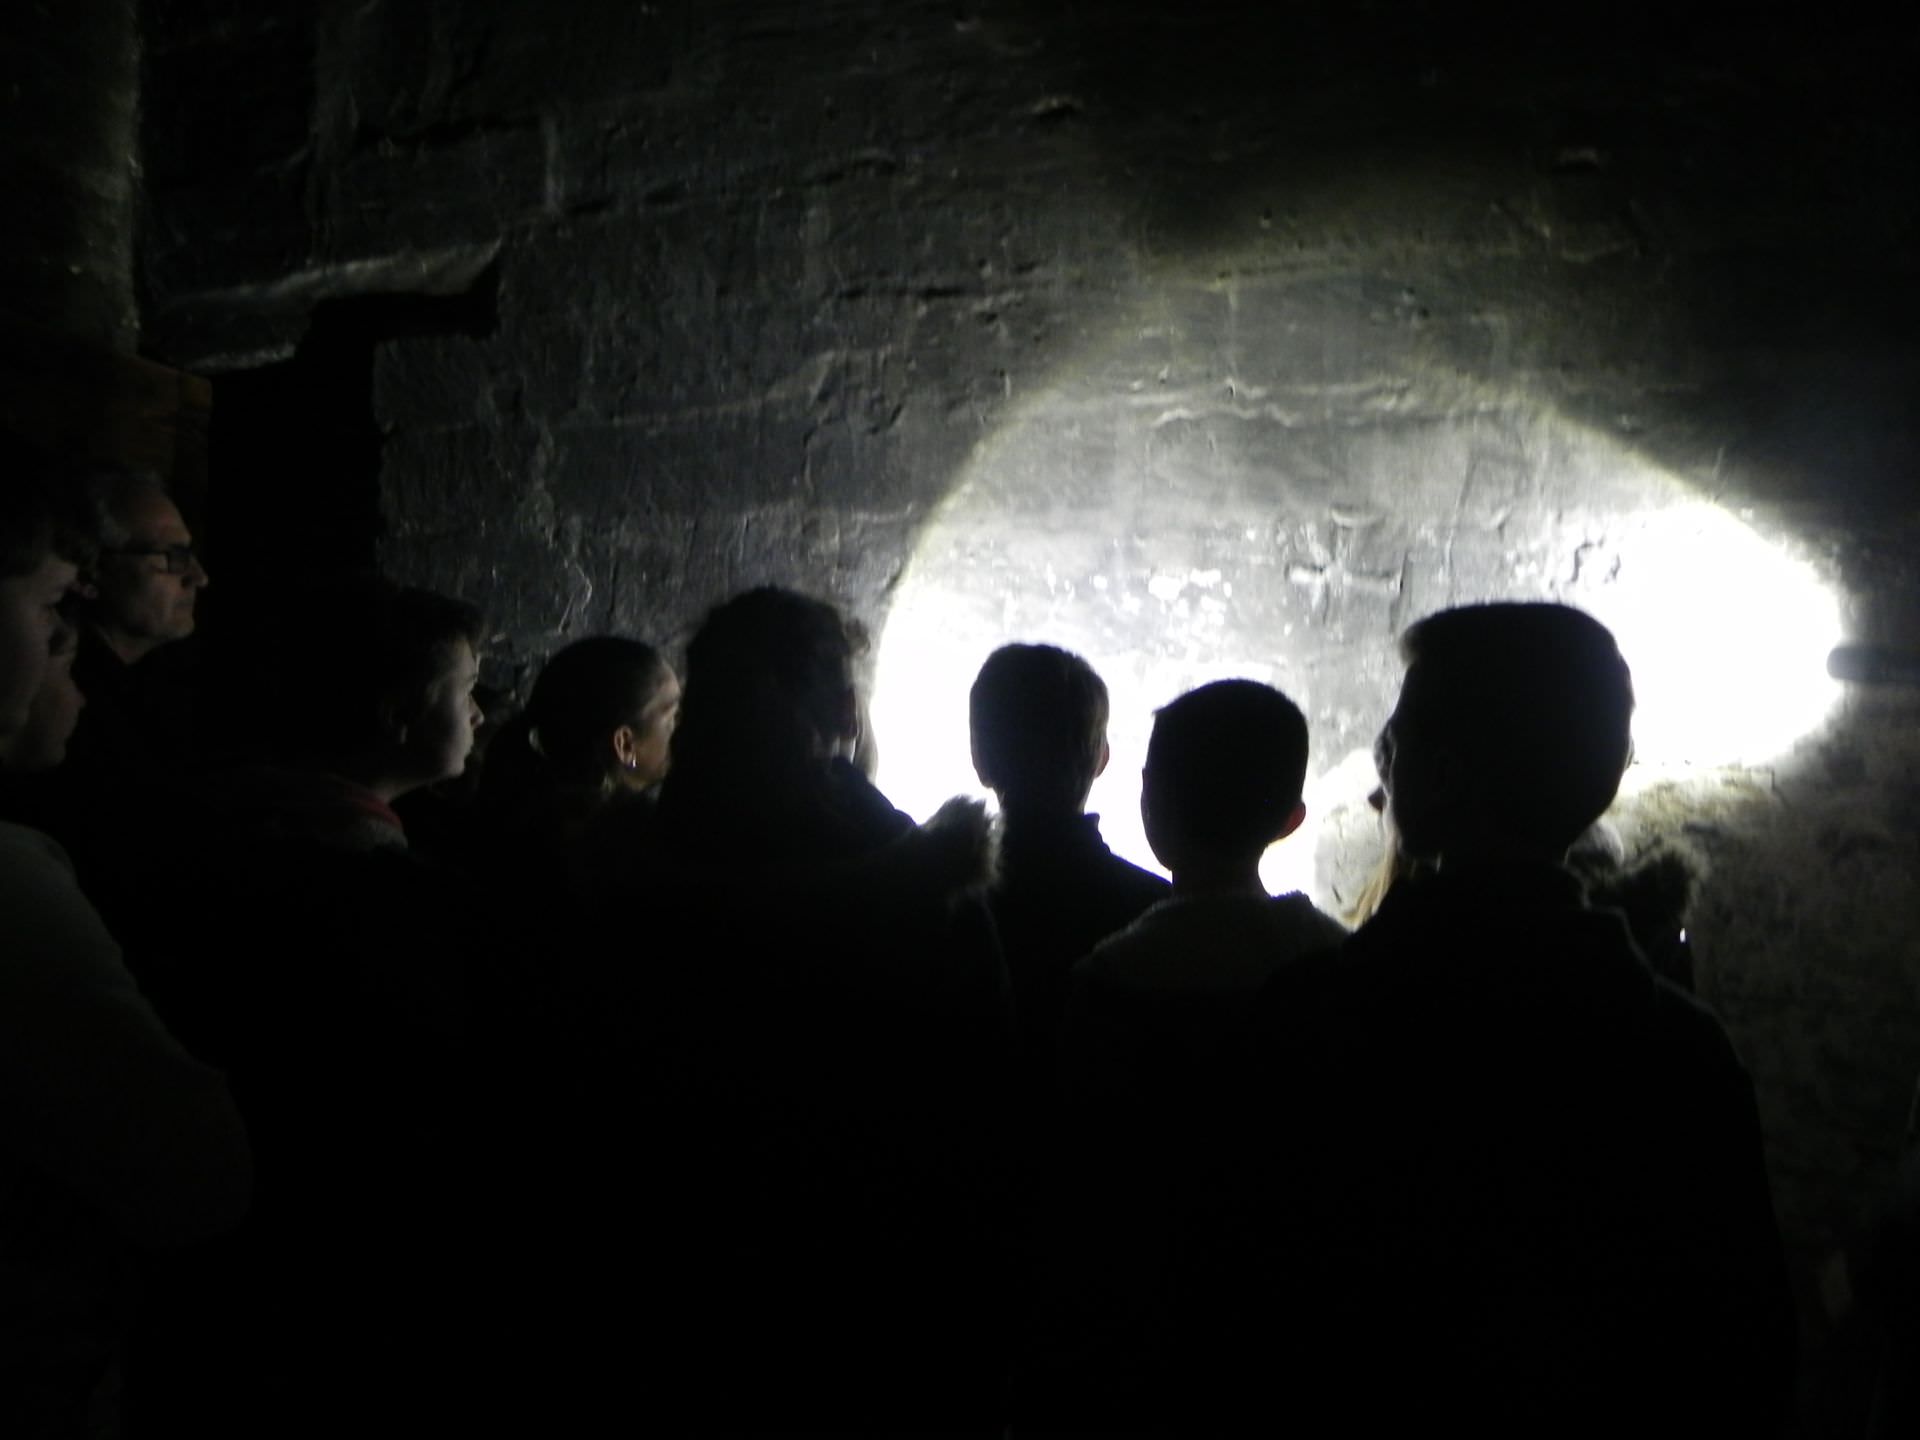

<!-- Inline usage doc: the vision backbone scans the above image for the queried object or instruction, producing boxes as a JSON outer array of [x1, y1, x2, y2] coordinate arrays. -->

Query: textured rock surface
[[138, 0, 1918, 1359], [0, 0, 141, 349]]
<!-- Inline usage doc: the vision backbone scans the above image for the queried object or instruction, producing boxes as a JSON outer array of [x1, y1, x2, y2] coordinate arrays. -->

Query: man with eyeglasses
[[7, 465, 215, 946], [79, 466, 208, 664], [62, 466, 208, 779]]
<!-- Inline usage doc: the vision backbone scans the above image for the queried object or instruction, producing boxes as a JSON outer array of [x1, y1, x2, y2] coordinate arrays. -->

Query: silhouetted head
[[1142, 679, 1310, 875], [494, 635, 679, 797], [264, 577, 484, 802], [669, 586, 864, 789], [0, 439, 80, 751], [73, 465, 208, 665], [969, 642, 1110, 818], [1379, 602, 1634, 865]]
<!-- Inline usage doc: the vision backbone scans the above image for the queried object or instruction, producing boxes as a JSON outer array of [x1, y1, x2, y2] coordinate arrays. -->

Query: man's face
[[0, 556, 77, 751], [94, 488, 207, 658], [399, 638, 482, 791]]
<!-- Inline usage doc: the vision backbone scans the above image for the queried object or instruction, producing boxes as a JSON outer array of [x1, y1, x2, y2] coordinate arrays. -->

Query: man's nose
[[185, 553, 210, 586]]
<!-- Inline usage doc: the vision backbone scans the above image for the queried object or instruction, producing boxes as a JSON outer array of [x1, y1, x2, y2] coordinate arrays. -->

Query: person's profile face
[[625, 664, 680, 787], [9, 620, 86, 772], [402, 638, 482, 788], [1376, 673, 1448, 862], [96, 490, 206, 649], [0, 555, 77, 750]]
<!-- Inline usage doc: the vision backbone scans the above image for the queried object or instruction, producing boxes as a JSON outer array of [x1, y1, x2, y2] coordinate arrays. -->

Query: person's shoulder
[[0, 820, 84, 906], [1644, 972, 1748, 1075], [1076, 896, 1180, 978], [0, 818, 71, 867], [1099, 846, 1172, 903], [0, 821, 127, 991], [1268, 890, 1350, 954]]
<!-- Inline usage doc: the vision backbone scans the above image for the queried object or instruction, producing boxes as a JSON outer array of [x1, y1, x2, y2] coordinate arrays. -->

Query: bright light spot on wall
[[1554, 499, 1843, 766], [867, 385, 1845, 904]]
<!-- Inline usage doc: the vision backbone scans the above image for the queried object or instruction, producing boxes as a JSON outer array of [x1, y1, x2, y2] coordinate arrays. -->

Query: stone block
[[143, 168, 316, 298], [373, 334, 504, 431], [497, 205, 816, 420], [143, 13, 313, 186], [379, 420, 544, 535], [322, 123, 550, 263], [324, 0, 675, 141], [541, 408, 815, 524]]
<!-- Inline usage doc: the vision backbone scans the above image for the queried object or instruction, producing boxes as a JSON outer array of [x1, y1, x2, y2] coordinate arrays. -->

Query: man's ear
[[1277, 799, 1308, 841]]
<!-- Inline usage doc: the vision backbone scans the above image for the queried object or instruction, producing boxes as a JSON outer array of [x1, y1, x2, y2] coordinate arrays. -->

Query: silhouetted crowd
[[4, 434, 1896, 1437]]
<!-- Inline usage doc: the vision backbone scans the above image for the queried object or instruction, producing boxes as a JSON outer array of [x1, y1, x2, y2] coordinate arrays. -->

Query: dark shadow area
[[196, 271, 499, 761], [201, 269, 499, 612]]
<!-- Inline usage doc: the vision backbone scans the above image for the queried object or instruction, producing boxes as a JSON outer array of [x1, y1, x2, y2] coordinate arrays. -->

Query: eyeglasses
[[103, 544, 201, 576]]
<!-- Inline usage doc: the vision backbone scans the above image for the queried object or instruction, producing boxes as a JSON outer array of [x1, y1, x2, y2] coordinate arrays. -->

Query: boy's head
[[674, 586, 865, 779], [1379, 602, 1634, 863], [266, 578, 484, 798], [969, 643, 1110, 817], [1142, 679, 1310, 873]]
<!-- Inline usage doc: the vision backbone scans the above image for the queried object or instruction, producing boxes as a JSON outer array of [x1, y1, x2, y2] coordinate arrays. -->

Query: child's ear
[[1093, 736, 1111, 780], [1277, 799, 1307, 841]]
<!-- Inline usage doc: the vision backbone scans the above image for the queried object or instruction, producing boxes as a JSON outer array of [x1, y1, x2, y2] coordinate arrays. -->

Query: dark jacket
[[121, 767, 479, 1436], [987, 811, 1168, 1091], [1178, 863, 1796, 1433], [530, 762, 1016, 1424]]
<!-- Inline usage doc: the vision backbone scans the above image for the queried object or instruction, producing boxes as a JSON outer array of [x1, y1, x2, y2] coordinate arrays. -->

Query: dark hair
[[1395, 602, 1634, 851], [489, 636, 669, 789], [1147, 679, 1310, 856], [668, 586, 862, 788], [0, 434, 61, 579], [969, 643, 1108, 814], [268, 577, 482, 763]]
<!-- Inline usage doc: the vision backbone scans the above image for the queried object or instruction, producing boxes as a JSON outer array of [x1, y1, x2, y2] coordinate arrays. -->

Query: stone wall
[[139, 0, 1919, 1363], [0, 0, 141, 349]]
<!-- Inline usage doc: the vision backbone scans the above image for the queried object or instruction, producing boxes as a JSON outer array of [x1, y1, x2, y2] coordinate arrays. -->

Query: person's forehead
[[117, 488, 191, 542], [441, 635, 479, 678]]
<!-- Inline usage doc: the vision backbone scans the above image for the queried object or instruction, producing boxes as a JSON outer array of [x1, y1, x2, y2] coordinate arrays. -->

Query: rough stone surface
[[139, 0, 1919, 1371], [0, 0, 141, 349]]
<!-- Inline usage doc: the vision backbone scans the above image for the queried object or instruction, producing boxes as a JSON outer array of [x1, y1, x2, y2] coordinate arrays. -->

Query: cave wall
[[0, 0, 141, 351], [138, 0, 1919, 1359]]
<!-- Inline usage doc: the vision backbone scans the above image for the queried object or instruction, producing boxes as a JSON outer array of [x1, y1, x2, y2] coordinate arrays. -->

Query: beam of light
[[869, 392, 1845, 906], [1552, 497, 1843, 768]]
